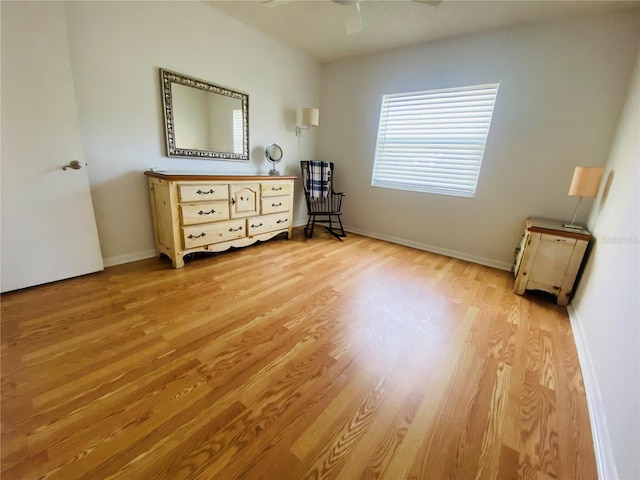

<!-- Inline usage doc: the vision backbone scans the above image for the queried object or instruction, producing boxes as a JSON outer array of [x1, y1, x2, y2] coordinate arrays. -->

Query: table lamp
[[564, 166, 604, 230]]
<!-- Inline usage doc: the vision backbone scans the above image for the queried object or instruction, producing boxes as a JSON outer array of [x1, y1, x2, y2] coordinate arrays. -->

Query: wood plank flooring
[[1, 229, 597, 479]]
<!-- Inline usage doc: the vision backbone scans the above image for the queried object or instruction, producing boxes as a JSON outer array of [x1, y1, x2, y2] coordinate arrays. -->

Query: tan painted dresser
[[145, 171, 296, 268], [513, 217, 591, 305]]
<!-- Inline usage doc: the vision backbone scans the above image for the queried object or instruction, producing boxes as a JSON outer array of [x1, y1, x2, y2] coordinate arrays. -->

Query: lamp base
[[562, 223, 585, 231]]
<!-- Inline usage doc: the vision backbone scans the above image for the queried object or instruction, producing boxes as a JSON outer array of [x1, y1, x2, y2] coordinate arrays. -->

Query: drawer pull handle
[[276, 218, 288, 224], [271, 187, 282, 191], [196, 189, 215, 195], [251, 223, 263, 228], [271, 202, 282, 207], [228, 226, 243, 232], [198, 209, 216, 215], [188, 232, 206, 239]]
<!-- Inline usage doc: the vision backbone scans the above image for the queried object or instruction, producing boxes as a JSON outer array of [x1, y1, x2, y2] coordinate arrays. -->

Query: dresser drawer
[[182, 219, 245, 249], [247, 213, 290, 236], [179, 184, 228, 202], [261, 182, 292, 197], [180, 202, 229, 225], [540, 233, 577, 246], [261, 195, 290, 215], [530, 234, 576, 286]]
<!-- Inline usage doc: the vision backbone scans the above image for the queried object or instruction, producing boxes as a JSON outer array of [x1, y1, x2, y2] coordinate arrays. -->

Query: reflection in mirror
[[160, 69, 249, 161]]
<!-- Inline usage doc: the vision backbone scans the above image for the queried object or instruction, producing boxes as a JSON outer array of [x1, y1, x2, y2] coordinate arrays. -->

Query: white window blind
[[371, 83, 499, 198], [233, 109, 243, 154]]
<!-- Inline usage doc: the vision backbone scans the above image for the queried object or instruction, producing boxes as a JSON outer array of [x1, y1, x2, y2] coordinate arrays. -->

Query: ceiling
[[206, 0, 639, 63]]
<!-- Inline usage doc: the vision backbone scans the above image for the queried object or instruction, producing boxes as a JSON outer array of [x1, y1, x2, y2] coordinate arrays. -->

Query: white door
[[1, 2, 104, 293]]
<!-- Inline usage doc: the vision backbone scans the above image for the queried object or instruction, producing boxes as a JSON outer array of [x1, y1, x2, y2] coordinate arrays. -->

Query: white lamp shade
[[302, 108, 319, 128], [568, 166, 604, 198]]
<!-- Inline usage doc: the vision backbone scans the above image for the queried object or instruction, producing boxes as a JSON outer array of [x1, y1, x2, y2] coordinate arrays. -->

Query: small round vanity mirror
[[265, 143, 283, 176]]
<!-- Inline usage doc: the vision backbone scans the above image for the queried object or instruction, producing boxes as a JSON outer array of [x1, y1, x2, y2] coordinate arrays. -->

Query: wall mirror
[[160, 68, 249, 161]]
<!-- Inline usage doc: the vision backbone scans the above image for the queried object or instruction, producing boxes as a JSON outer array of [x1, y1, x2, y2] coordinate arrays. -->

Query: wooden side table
[[513, 217, 591, 305]]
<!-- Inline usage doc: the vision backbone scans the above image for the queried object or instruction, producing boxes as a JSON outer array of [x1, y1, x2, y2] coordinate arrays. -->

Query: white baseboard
[[567, 304, 618, 480], [103, 249, 157, 267], [293, 218, 308, 228], [342, 225, 512, 271]]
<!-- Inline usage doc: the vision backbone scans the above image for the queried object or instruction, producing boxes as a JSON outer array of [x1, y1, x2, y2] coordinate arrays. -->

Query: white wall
[[569, 49, 640, 480], [319, 12, 639, 269], [64, 1, 320, 265]]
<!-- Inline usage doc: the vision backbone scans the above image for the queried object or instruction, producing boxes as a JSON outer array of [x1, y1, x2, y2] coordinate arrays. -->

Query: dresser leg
[[172, 256, 185, 269], [557, 291, 570, 306]]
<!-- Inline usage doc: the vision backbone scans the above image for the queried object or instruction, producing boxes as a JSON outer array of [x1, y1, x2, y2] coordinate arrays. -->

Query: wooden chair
[[300, 161, 346, 240]]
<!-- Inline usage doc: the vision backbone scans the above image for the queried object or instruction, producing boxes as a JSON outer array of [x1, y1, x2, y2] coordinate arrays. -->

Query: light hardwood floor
[[1, 228, 597, 479]]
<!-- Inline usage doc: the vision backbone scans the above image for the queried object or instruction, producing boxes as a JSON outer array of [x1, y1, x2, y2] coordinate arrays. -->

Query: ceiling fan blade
[[342, 3, 362, 35], [261, 0, 295, 8], [412, 0, 443, 5]]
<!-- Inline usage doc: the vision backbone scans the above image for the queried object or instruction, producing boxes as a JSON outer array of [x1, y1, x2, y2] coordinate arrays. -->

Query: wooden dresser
[[513, 217, 591, 305], [145, 171, 296, 268]]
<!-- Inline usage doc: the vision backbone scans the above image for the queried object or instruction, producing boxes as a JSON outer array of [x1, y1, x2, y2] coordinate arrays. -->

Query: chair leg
[[325, 215, 344, 241], [305, 215, 313, 238], [337, 215, 346, 237], [307, 213, 345, 240], [309, 215, 316, 238]]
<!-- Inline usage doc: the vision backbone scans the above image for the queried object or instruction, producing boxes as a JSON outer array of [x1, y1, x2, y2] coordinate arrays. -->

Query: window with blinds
[[371, 83, 499, 198]]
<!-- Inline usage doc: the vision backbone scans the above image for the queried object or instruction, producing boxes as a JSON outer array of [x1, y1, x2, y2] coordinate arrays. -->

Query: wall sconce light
[[564, 166, 604, 230], [296, 107, 319, 137]]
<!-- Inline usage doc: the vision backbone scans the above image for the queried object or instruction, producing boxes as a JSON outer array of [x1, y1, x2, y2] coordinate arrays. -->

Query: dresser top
[[527, 217, 591, 241], [145, 171, 297, 181]]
